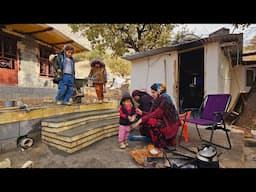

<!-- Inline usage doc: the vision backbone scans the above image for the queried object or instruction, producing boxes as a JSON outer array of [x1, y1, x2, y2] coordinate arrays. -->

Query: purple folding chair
[[179, 94, 232, 150]]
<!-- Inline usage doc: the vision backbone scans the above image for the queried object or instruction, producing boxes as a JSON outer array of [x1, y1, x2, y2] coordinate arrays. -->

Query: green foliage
[[171, 25, 200, 45], [73, 49, 131, 76], [233, 24, 254, 52], [244, 35, 256, 51], [69, 24, 175, 56], [233, 24, 251, 30], [73, 51, 87, 62], [104, 55, 131, 76], [73, 49, 104, 62], [85, 49, 105, 61]]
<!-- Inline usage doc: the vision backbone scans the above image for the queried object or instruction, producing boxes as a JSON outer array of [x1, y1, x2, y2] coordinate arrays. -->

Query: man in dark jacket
[[54, 45, 75, 105]]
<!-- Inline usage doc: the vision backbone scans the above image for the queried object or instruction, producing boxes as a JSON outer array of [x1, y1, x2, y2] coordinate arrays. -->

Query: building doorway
[[179, 48, 204, 110]]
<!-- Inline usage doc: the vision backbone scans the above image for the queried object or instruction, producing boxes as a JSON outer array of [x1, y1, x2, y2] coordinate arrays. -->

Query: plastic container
[[4, 100, 16, 107], [128, 135, 150, 142]]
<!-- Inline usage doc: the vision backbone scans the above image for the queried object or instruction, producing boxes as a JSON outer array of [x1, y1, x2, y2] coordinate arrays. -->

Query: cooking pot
[[196, 145, 219, 168]]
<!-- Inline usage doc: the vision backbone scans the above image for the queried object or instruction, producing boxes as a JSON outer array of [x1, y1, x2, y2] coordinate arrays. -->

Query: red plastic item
[[179, 111, 191, 142]]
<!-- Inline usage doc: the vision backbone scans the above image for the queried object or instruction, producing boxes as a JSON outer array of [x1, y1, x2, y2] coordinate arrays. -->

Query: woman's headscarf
[[151, 83, 161, 92]]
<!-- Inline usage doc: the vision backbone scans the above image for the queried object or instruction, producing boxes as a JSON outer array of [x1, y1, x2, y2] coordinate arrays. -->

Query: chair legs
[[177, 124, 197, 154], [177, 121, 232, 153], [196, 123, 232, 150], [195, 124, 203, 140], [178, 124, 184, 145]]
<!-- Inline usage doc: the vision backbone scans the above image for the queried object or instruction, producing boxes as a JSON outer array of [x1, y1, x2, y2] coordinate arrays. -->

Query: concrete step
[[42, 112, 118, 133], [41, 118, 119, 153], [42, 126, 118, 148], [41, 116, 118, 133], [42, 118, 119, 142], [41, 109, 118, 128], [42, 131, 118, 153]]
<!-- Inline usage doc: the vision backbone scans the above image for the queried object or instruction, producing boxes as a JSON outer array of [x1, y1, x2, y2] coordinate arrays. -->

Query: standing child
[[88, 59, 107, 103], [54, 44, 75, 105], [118, 95, 136, 149]]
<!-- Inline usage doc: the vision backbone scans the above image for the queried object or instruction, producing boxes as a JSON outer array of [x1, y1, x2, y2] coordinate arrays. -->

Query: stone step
[[42, 130, 118, 153], [42, 115, 118, 133], [41, 118, 119, 153], [41, 119, 119, 142], [41, 109, 118, 128], [42, 126, 118, 148], [42, 118, 119, 142], [41, 109, 120, 153]]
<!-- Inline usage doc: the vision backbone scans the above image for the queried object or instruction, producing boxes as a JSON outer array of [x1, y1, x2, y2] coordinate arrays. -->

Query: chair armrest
[[213, 111, 224, 116], [183, 108, 200, 119]]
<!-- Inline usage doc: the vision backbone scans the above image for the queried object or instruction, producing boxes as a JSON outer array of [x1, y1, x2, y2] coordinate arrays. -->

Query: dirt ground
[[0, 124, 254, 168], [0, 129, 147, 168]]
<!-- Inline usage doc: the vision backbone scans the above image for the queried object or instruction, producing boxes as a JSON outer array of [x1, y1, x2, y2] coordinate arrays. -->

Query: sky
[[175, 24, 256, 46]]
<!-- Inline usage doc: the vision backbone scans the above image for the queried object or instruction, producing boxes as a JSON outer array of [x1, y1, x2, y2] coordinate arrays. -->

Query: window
[[0, 57, 15, 69], [246, 69, 255, 87], [40, 60, 47, 76], [39, 45, 55, 77], [0, 35, 17, 69], [4, 37, 16, 58]]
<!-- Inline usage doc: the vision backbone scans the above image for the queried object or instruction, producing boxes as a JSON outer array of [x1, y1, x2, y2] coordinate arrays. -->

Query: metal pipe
[[17, 136, 34, 149]]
